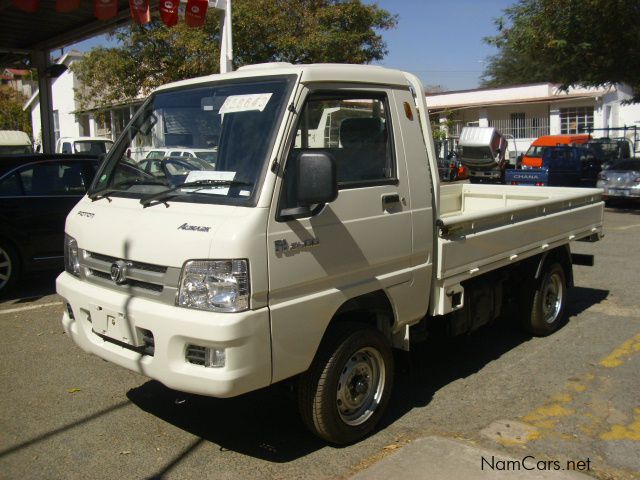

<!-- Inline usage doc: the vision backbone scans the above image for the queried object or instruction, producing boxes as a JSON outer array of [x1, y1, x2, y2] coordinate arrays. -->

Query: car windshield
[[90, 76, 294, 205], [609, 159, 640, 171]]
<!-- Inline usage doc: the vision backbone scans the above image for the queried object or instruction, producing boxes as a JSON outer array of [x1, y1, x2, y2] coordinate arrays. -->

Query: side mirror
[[280, 152, 338, 218]]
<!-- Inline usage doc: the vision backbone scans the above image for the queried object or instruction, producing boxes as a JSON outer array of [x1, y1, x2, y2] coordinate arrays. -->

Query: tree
[[481, 0, 640, 101], [72, 0, 397, 110], [0, 86, 31, 136]]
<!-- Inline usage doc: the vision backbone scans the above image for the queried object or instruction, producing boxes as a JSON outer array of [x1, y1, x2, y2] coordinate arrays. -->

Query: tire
[[521, 261, 567, 336], [298, 322, 394, 445], [469, 176, 480, 184], [0, 240, 20, 296]]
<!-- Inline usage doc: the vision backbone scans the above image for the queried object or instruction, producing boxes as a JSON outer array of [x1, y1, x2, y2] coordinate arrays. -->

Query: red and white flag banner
[[159, 0, 179, 27], [129, 0, 151, 24], [11, 0, 40, 13], [185, 0, 208, 27], [56, 0, 81, 12], [94, 0, 118, 20]]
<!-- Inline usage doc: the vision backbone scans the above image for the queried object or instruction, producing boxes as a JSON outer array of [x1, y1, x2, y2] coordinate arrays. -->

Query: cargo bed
[[431, 183, 603, 312]]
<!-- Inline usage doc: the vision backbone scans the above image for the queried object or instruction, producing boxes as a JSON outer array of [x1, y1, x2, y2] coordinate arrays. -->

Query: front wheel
[[298, 323, 394, 445], [0, 240, 20, 295], [521, 261, 567, 336]]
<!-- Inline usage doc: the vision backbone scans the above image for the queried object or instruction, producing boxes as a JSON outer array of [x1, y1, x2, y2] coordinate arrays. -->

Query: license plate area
[[91, 305, 144, 347]]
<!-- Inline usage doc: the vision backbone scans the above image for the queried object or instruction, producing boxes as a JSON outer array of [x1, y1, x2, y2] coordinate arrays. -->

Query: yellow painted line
[[601, 407, 640, 441], [0, 301, 63, 315], [600, 332, 640, 368]]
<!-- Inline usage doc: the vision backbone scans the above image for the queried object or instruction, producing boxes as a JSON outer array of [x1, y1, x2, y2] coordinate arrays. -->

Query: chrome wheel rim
[[336, 347, 385, 426], [0, 246, 12, 291], [542, 271, 564, 324]]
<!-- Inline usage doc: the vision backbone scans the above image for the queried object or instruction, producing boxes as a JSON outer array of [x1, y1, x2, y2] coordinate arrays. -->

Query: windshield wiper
[[89, 179, 166, 202], [139, 179, 252, 208]]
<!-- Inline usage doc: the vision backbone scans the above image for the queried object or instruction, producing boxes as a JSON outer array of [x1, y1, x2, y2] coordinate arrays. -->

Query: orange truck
[[522, 134, 590, 168]]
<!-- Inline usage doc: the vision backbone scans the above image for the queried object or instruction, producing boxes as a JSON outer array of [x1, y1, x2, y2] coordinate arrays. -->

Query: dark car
[[0, 154, 99, 294]]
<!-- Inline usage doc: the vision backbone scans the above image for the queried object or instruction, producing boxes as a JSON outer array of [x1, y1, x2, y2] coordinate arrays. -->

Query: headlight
[[64, 234, 80, 277], [177, 260, 249, 312]]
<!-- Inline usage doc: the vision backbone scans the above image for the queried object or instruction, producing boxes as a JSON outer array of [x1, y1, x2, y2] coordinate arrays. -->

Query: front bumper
[[56, 272, 271, 398], [600, 186, 640, 199]]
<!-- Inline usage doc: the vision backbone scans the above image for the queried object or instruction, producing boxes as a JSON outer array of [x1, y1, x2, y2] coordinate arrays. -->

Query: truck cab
[[457, 126, 510, 182]]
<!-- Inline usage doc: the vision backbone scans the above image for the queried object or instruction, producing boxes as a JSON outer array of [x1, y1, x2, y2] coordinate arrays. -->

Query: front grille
[[81, 250, 180, 304], [87, 268, 164, 293], [86, 251, 167, 273]]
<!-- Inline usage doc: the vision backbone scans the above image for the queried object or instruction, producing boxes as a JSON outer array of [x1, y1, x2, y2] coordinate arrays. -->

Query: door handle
[[382, 194, 401, 207]]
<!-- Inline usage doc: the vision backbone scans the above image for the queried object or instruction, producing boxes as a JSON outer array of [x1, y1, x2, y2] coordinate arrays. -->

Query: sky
[[69, 0, 516, 93], [366, 0, 515, 91]]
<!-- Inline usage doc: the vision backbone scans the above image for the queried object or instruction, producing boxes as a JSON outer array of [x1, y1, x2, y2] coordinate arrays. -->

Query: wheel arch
[[535, 244, 574, 287], [329, 290, 395, 342]]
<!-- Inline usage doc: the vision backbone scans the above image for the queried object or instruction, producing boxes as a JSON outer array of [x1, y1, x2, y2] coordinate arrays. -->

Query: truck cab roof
[[154, 63, 412, 93]]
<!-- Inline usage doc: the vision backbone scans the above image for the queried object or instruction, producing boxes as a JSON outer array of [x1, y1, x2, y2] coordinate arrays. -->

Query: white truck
[[57, 64, 603, 445], [457, 126, 512, 183], [56, 136, 114, 156]]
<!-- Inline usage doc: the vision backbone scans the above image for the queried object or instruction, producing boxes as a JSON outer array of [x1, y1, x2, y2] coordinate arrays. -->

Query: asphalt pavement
[[1, 203, 639, 479]]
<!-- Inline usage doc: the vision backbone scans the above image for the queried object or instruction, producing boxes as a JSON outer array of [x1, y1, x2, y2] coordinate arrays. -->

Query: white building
[[24, 51, 142, 150], [426, 83, 640, 155]]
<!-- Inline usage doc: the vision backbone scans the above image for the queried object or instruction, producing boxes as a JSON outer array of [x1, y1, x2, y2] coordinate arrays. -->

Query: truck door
[[266, 89, 413, 382]]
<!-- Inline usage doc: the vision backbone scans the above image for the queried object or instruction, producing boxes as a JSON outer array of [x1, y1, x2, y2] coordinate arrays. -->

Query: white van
[[0, 130, 33, 154], [56, 137, 114, 156]]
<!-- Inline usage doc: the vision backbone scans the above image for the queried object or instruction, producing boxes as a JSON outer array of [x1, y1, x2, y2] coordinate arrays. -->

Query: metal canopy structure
[[1, 0, 232, 152]]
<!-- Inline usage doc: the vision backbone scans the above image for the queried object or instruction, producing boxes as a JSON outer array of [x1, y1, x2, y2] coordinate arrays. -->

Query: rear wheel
[[0, 240, 20, 295], [521, 261, 567, 336], [298, 322, 394, 445]]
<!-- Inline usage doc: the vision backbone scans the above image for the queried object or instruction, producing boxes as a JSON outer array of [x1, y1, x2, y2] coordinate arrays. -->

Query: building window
[[53, 110, 60, 143], [510, 112, 526, 138], [560, 106, 594, 134]]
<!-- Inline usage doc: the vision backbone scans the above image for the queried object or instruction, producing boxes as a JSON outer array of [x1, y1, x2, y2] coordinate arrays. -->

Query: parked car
[[597, 159, 640, 203], [0, 130, 33, 155], [145, 147, 218, 165], [0, 154, 99, 294], [56, 136, 113, 155]]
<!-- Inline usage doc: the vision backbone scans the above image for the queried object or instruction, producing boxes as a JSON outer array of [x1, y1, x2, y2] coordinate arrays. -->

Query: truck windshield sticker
[[184, 170, 236, 195], [219, 93, 273, 114]]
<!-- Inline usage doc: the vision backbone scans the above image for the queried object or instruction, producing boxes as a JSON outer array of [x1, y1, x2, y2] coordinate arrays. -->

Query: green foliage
[[72, 0, 397, 110], [481, 0, 640, 101], [0, 86, 31, 136]]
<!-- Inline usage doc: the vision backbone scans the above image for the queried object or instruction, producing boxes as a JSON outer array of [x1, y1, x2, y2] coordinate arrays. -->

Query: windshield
[[90, 76, 294, 205], [0, 145, 32, 154], [460, 146, 494, 161], [525, 145, 547, 158]]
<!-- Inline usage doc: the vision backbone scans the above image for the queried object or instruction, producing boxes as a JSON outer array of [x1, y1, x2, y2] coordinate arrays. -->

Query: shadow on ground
[[605, 199, 640, 214], [127, 286, 609, 469]]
